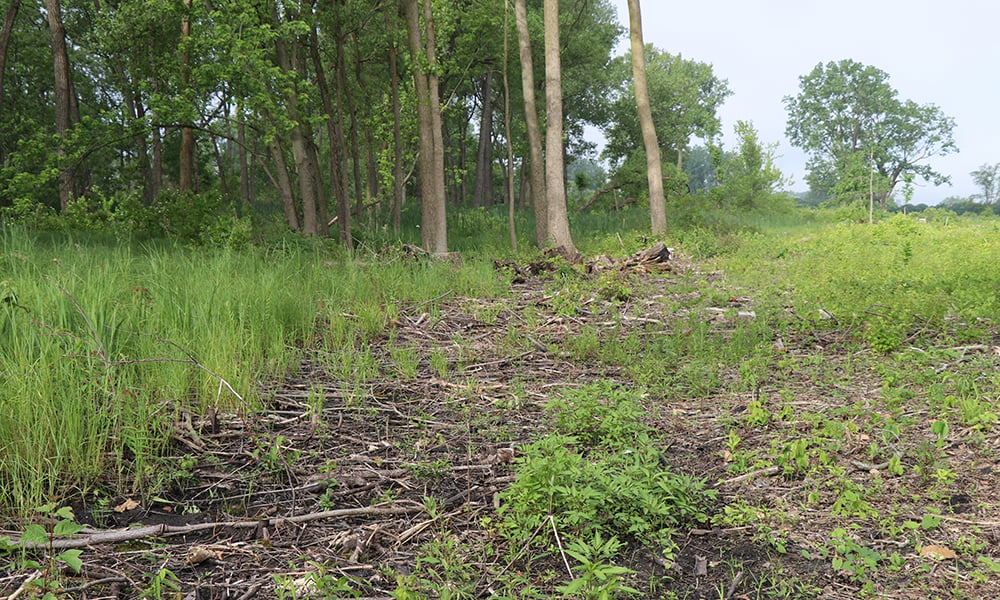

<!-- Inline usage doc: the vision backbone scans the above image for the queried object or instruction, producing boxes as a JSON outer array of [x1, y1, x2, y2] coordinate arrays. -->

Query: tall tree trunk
[[386, 9, 404, 232], [45, 0, 73, 210], [212, 136, 229, 199], [542, 0, 576, 254], [403, 0, 447, 253], [178, 0, 196, 193], [513, 0, 547, 248], [151, 125, 163, 197], [627, 0, 666, 235], [119, 86, 154, 205], [348, 32, 365, 225], [308, 15, 351, 246], [502, 0, 516, 251], [0, 0, 21, 164], [473, 64, 494, 208], [274, 14, 322, 236], [268, 137, 300, 231], [424, 0, 446, 236], [238, 119, 250, 206]]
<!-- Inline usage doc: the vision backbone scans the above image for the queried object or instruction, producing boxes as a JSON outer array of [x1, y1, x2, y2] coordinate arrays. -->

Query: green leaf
[[54, 506, 75, 521], [21, 524, 49, 545], [57, 549, 84, 573], [53, 519, 84, 537], [35, 503, 57, 515]]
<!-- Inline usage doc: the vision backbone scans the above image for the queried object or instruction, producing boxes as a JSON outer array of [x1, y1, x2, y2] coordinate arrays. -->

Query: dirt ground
[[3, 249, 999, 599]]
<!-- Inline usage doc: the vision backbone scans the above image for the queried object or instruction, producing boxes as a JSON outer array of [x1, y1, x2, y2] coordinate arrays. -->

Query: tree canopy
[[601, 46, 730, 169], [784, 59, 957, 209]]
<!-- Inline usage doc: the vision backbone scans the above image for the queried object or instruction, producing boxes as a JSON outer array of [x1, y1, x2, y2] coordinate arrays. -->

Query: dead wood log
[[632, 242, 671, 264]]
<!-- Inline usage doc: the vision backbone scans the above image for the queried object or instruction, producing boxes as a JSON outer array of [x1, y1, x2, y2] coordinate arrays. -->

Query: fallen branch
[[720, 465, 780, 485], [7, 503, 425, 550]]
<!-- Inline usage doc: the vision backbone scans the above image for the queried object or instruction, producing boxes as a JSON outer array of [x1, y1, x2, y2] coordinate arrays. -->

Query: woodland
[[2, 0, 1000, 599]]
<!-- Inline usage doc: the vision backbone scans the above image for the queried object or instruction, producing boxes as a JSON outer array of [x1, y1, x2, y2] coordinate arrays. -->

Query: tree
[[0, 0, 20, 132], [626, 0, 665, 236], [603, 47, 730, 170], [178, 0, 195, 193], [45, 0, 74, 210], [513, 0, 547, 248], [403, 0, 447, 254], [784, 59, 957, 210], [542, 0, 576, 254], [712, 121, 789, 210], [970, 163, 1000, 204]]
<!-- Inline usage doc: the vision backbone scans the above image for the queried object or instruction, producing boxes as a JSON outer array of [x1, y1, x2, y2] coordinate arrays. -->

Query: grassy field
[[1, 208, 999, 598], [0, 228, 505, 516]]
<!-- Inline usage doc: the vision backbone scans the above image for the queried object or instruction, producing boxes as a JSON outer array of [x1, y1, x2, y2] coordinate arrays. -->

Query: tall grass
[[0, 228, 505, 518], [715, 214, 1000, 347]]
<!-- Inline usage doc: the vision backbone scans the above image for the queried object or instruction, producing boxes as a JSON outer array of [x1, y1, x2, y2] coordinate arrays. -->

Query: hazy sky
[[608, 0, 999, 204]]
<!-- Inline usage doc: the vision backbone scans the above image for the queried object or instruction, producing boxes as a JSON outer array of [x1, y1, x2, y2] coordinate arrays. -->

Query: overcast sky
[[608, 0, 999, 204]]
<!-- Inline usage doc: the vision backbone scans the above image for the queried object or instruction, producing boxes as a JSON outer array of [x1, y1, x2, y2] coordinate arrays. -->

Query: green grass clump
[[0, 227, 505, 518]]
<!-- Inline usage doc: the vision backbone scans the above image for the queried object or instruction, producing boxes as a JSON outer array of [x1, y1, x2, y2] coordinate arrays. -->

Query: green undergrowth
[[0, 227, 505, 518], [395, 382, 716, 598], [716, 214, 1000, 351]]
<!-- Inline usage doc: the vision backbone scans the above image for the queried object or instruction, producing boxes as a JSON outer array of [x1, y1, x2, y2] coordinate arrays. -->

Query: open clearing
[[3, 238, 1000, 600]]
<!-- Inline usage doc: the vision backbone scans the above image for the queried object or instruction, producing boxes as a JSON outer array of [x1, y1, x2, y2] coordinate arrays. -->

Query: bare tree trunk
[[386, 8, 404, 232], [502, 1, 516, 251], [0, 0, 20, 164], [514, 0, 547, 248], [348, 33, 366, 225], [473, 64, 494, 208], [150, 124, 163, 197], [403, 0, 447, 253], [212, 136, 229, 199], [627, 0, 666, 236], [542, 0, 576, 254], [45, 0, 73, 210], [308, 15, 350, 245], [268, 138, 300, 231], [238, 120, 250, 205], [178, 0, 196, 193], [274, 15, 322, 236]]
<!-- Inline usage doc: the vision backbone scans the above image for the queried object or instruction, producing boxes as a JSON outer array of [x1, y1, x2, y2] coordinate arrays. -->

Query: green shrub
[[499, 383, 715, 551]]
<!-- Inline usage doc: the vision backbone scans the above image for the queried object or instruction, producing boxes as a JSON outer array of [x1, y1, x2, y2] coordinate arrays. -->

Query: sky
[[607, 0, 1000, 204]]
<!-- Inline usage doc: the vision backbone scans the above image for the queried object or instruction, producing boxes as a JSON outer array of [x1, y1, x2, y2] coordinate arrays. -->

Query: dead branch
[[7, 504, 425, 551]]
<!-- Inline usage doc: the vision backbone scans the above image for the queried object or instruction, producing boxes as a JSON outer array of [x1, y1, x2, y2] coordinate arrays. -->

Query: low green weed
[[826, 527, 882, 582], [557, 532, 640, 599], [499, 382, 715, 553], [0, 504, 85, 599]]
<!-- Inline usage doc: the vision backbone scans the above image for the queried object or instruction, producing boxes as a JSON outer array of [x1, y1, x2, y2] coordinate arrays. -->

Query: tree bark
[[403, 0, 447, 253], [627, 0, 666, 235], [45, 0, 73, 210], [513, 0, 547, 248], [542, 0, 576, 254], [502, 0, 516, 251], [268, 137, 300, 231], [274, 12, 322, 236], [178, 0, 196, 193], [0, 0, 20, 157], [386, 8, 404, 232], [309, 14, 351, 246], [238, 120, 250, 206], [473, 64, 494, 208], [424, 0, 447, 247]]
